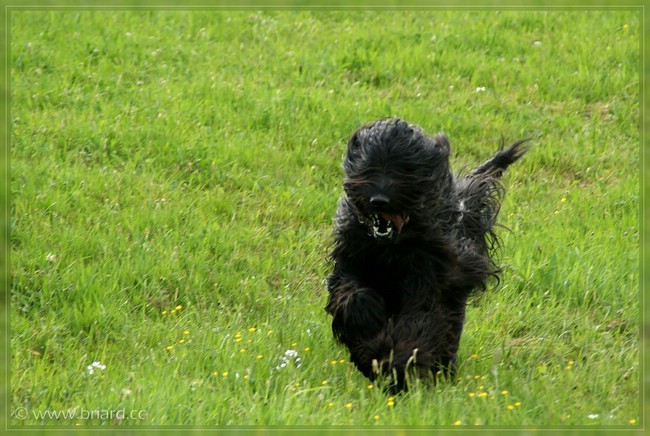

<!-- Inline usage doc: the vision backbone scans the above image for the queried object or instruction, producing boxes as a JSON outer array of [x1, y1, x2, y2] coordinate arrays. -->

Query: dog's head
[[342, 118, 453, 242]]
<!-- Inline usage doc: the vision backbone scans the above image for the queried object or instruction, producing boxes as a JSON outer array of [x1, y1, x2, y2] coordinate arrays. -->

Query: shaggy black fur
[[325, 118, 529, 393]]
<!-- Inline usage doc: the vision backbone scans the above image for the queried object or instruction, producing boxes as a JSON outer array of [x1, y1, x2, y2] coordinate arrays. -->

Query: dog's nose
[[369, 194, 390, 208]]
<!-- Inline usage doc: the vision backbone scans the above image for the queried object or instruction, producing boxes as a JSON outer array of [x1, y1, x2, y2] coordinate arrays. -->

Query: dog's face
[[342, 118, 452, 242]]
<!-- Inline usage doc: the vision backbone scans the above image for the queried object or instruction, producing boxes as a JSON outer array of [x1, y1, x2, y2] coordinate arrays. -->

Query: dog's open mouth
[[371, 213, 410, 240]]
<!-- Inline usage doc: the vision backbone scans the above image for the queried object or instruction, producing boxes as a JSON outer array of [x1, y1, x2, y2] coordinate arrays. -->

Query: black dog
[[325, 118, 529, 393]]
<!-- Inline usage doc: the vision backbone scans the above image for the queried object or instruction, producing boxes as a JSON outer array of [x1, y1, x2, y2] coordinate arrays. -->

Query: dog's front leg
[[325, 273, 388, 344], [325, 273, 389, 374], [374, 302, 466, 392]]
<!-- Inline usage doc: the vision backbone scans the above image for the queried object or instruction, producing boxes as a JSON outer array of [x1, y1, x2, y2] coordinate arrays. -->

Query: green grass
[[10, 9, 639, 428]]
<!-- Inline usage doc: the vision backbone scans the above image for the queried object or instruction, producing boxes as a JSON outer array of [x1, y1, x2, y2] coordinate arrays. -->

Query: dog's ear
[[432, 133, 451, 156], [345, 131, 362, 164], [348, 131, 361, 151], [344, 130, 365, 169]]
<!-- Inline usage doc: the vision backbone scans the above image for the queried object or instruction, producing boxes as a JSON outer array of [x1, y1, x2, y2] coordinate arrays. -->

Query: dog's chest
[[360, 245, 415, 299], [358, 240, 448, 308]]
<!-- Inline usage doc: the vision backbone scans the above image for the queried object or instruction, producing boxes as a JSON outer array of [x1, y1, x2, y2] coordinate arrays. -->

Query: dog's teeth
[[373, 226, 393, 237], [370, 213, 396, 238]]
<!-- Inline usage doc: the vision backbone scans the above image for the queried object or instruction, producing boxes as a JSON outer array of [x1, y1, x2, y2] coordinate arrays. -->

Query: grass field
[[9, 8, 640, 429]]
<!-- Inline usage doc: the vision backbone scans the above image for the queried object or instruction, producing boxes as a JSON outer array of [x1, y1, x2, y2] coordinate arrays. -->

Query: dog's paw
[[331, 289, 388, 342], [373, 347, 454, 394]]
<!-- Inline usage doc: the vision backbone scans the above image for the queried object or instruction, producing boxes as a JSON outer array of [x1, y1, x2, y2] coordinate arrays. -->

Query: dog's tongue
[[381, 213, 409, 234]]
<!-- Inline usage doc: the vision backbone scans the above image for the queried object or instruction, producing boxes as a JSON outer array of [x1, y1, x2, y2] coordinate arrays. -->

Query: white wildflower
[[275, 349, 302, 370], [86, 361, 106, 375]]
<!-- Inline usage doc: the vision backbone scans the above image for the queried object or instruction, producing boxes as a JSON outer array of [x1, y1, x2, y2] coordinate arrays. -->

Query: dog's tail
[[454, 138, 531, 264], [470, 138, 531, 178]]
